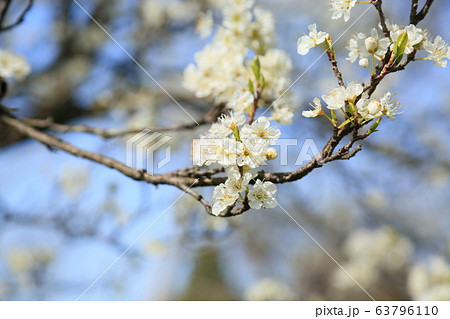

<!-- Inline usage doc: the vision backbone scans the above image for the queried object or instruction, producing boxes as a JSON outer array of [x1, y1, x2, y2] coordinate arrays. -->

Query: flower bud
[[359, 58, 369, 68], [365, 37, 378, 53], [265, 147, 278, 160]]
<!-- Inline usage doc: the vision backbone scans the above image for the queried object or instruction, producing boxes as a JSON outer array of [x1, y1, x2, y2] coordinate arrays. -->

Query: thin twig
[[23, 117, 208, 138], [0, 0, 33, 32], [411, 0, 434, 25], [410, 0, 419, 23], [326, 49, 345, 87], [371, 0, 389, 37]]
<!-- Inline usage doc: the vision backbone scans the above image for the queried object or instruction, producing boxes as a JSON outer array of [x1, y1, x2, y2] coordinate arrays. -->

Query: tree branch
[[410, 0, 434, 25], [410, 0, 419, 23], [326, 49, 345, 87], [0, 112, 197, 187], [0, 0, 438, 218], [371, 0, 389, 37], [22, 102, 225, 139], [0, 0, 33, 32], [23, 117, 208, 138], [0, 110, 368, 217]]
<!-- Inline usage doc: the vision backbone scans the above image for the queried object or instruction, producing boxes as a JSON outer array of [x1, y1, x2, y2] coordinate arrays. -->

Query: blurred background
[[0, 0, 449, 300]]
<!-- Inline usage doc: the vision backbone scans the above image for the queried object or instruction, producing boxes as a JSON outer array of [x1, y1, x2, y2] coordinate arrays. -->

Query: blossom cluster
[[193, 111, 279, 215], [302, 81, 401, 122], [408, 256, 450, 301], [329, 0, 357, 22], [332, 226, 450, 300], [347, 22, 450, 69], [184, 0, 295, 125], [332, 226, 414, 292], [326, 1, 450, 68], [297, 21, 448, 125], [347, 28, 391, 64]]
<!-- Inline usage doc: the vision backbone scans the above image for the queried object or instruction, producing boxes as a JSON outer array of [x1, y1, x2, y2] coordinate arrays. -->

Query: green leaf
[[251, 56, 261, 81], [233, 126, 241, 142], [369, 116, 382, 133], [392, 31, 408, 65], [248, 79, 254, 94], [323, 36, 334, 56]]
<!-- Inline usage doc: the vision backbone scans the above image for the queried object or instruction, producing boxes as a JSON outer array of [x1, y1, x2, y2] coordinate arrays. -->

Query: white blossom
[[212, 183, 239, 216], [297, 24, 328, 55], [333, 226, 413, 292], [236, 138, 269, 168], [347, 32, 367, 63], [194, 137, 242, 167], [250, 7, 275, 52], [344, 82, 363, 102], [202, 111, 246, 138], [302, 98, 323, 118], [183, 42, 248, 103], [259, 49, 293, 98], [183, 0, 295, 118], [240, 117, 280, 143], [347, 29, 390, 63], [357, 92, 402, 120], [196, 10, 214, 39], [229, 90, 254, 113], [223, 5, 252, 34], [423, 35, 450, 68], [379, 92, 402, 119], [248, 180, 277, 209], [218, 111, 247, 131], [408, 256, 450, 301], [272, 104, 294, 125], [230, 0, 254, 10], [224, 165, 255, 194], [202, 122, 233, 139], [368, 28, 391, 56], [384, 20, 400, 33], [0, 50, 31, 80], [390, 24, 427, 55], [321, 86, 346, 110], [141, 0, 167, 28], [329, 0, 357, 22], [359, 58, 369, 68], [319, 82, 363, 111]]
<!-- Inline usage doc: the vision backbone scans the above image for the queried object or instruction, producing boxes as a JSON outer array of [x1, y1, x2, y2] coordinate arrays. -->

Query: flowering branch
[[0, 109, 366, 218], [1, 0, 447, 219]]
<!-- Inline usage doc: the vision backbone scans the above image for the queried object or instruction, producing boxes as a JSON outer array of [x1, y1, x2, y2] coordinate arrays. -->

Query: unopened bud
[[265, 147, 278, 160], [365, 37, 378, 53], [359, 58, 369, 68]]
